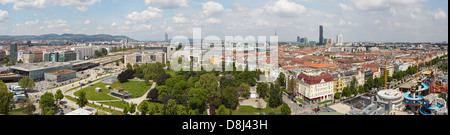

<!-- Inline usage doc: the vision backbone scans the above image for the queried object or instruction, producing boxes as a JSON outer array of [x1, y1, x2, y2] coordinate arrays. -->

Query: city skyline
[[0, 0, 448, 42]]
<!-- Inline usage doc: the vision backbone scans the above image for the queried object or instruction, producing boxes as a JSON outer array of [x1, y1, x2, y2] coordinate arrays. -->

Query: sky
[[0, 0, 448, 42]]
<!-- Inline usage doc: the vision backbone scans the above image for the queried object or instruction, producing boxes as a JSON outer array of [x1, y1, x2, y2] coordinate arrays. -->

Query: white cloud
[[206, 18, 220, 24], [0, 0, 46, 10], [265, 0, 307, 17], [350, 0, 426, 12], [338, 3, 353, 11], [0, 10, 8, 22], [25, 19, 40, 25], [76, 6, 88, 12], [127, 6, 163, 22], [202, 1, 224, 16], [433, 8, 447, 20], [172, 13, 188, 24], [44, 19, 67, 29], [51, 0, 100, 6], [0, 0, 100, 11], [84, 19, 90, 24], [110, 22, 117, 27], [140, 24, 152, 30], [145, 0, 188, 9]]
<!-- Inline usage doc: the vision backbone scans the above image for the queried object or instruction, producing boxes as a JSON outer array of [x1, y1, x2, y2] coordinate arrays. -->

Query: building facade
[[44, 69, 76, 82], [10, 62, 73, 80], [333, 76, 346, 93], [71, 46, 94, 60], [10, 43, 18, 61], [23, 52, 43, 63], [125, 52, 166, 65], [44, 51, 77, 62], [296, 71, 334, 103]]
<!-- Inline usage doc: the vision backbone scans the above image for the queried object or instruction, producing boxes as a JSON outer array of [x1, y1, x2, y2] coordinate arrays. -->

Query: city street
[[282, 93, 316, 115]]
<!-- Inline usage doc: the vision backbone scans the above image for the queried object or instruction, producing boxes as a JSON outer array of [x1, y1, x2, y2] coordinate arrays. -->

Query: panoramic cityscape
[[0, 0, 448, 116]]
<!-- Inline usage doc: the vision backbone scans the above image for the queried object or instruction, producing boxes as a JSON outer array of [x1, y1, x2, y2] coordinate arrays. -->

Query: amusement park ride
[[402, 50, 447, 115]]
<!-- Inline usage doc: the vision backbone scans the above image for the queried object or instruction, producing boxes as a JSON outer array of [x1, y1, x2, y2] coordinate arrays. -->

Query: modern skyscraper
[[165, 33, 169, 42], [336, 34, 343, 46], [319, 25, 324, 46], [10, 43, 18, 61], [297, 36, 301, 43]]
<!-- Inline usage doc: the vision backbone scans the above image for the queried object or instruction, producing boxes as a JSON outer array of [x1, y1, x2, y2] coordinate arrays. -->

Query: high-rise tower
[[336, 34, 343, 46], [165, 33, 169, 42], [10, 43, 18, 61], [319, 25, 324, 46]]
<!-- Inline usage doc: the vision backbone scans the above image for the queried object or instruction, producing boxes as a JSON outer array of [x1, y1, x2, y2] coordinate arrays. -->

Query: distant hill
[[0, 34, 138, 42]]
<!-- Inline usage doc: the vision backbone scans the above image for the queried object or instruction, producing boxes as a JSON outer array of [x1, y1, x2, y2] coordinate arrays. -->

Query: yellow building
[[210, 57, 221, 65], [333, 77, 346, 93]]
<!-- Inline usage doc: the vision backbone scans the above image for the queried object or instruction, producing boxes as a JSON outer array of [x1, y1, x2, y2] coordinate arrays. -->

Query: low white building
[[66, 108, 94, 115]]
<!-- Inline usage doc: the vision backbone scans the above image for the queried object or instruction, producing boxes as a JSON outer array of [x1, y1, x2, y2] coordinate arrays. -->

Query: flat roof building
[[44, 69, 76, 82], [10, 62, 72, 80]]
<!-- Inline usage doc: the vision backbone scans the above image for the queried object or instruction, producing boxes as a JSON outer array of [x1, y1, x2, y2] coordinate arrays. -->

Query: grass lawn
[[100, 101, 129, 109], [232, 105, 282, 115], [74, 80, 152, 101], [9, 109, 27, 115], [65, 96, 123, 115]]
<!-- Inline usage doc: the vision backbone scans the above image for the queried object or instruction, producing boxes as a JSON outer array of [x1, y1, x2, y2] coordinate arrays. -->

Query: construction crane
[[384, 49, 392, 90]]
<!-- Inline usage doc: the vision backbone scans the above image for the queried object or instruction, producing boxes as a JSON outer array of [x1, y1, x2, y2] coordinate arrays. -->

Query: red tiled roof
[[303, 62, 336, 68], [297, 72, 333, 85]]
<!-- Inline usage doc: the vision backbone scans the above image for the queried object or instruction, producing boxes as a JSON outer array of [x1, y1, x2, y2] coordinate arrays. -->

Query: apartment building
[[296, 70, 334, 103]]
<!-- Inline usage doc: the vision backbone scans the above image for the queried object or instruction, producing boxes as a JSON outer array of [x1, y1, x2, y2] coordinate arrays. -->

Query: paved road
[[282, 93, 315, 115]]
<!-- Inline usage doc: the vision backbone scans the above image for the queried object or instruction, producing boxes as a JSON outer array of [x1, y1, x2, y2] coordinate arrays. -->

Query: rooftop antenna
[[275, 24, 278, 36]]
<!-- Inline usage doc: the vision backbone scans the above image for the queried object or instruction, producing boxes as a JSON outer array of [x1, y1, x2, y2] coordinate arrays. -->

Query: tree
[[165, 99, 178, 115], [352, 86, 359, 96], [269, 83, 282, 108], [76, 91, 88, 108], [44, 107, 55, 115], [277, 72, 286, 87], [147, 104, 157, 115], [177, 105, 187, 115], [343, 87, 351, 97], [358, 85, 365, 94], [288, 77, 296, 95], [129, 102, 137, 114], [281, 103, 291, 115], [126, 63, 133, 70], [123, 103, 129, 115], [39, 92, 55, 113], [18, 76, 35, 91], [55, 89, 64, 101], [440, 92, 447, 101], [187, 88, 207, 113], [216, 105, 227, 115], [139, 102, 149, 115], [117, 69, 135, 83], [101, 48, 108, 56], [334, 92, 341, 100], [0, 80, 13, 115], [222, 87, 239, 110], [256, 82, 269, 98], [147, 88, 159, 101], [220, 74, 238, 88], [195, 73, 219, 98], [236, 83, 250, 98], [23, 102, 36, 115], [94, 50, 102, 58]]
